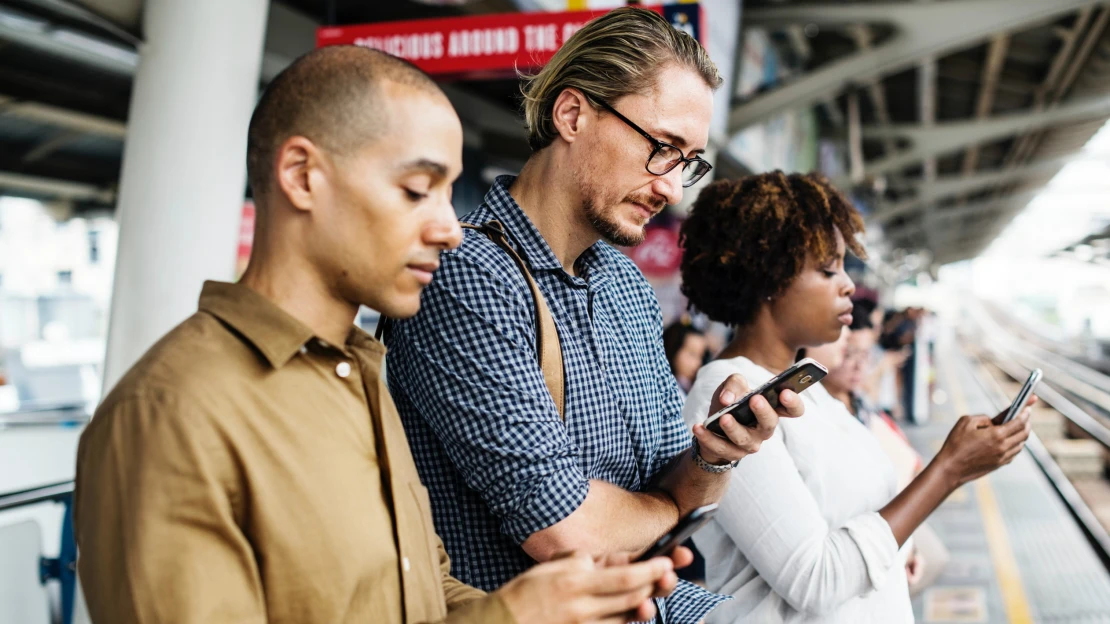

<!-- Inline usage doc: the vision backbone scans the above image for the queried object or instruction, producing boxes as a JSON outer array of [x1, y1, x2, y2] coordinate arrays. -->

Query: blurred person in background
[[878, 309, 916, 420], [663, 317, 710, 395], [678, 171, 1034, 624], [73, 46, 688, 624], [881, 308, 927, 423], [808, 302, 950, 597]]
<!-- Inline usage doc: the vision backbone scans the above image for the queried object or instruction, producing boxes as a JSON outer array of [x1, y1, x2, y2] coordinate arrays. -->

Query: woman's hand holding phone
[[935, 394, 1036, 487], [691, 373, 805, 466]]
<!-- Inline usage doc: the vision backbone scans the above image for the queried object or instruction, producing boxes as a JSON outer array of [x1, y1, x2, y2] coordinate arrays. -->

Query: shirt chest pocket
[[399, 481, 448, 621]]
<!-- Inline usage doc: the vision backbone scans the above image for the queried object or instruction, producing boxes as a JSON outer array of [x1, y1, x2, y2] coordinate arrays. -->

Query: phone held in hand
[[996, 368, 1041, 425], [635, 504, 718, 562], [703, 358, 828, 436]]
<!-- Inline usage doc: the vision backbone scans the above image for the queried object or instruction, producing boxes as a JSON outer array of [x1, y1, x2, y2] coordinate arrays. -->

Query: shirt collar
[[575, 245, 615, 291], [482, 176, 618, 286], [198, 281, 383, 369]]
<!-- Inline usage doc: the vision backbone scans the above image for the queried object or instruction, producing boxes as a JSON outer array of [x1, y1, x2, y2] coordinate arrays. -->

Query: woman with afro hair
[[677, 171, 1034, 623]]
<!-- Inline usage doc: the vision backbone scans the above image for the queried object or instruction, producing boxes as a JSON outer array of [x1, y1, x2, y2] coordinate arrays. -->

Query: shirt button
[[402, 557, 411, 572], [336, 361, 351, 378]]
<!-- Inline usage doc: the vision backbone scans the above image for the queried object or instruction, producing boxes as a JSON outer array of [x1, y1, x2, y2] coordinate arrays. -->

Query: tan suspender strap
[[461, 221, 565, 421], [375, 222, 566, 421]]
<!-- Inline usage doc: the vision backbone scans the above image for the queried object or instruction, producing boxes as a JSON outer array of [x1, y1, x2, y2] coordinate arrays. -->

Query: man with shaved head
[[74, 46, 684, 624]]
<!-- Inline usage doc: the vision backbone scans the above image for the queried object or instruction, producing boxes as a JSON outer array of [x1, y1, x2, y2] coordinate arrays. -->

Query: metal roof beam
[[1000, 7, 1097, 174], [731, 0, 1102, 133], [929, 219, 1010, 246], [0, 170, 115, 203], [892, 218, 1006, 260], [884, 189, 1040, 236], [873, 155, 1087, 222], [21, 130, 85, 163], [0, 94, 126, 139], [962, 35, 1011, 176], [0, 5, 138, 76], [848, 24, 898, 159], [862, 91, 1110, 176]]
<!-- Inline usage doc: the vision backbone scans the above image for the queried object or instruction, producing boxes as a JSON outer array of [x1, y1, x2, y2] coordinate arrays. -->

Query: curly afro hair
[[679, 171, 866, 328]]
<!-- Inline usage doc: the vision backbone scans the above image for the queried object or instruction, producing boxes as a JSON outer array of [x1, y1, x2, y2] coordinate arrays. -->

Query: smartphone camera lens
[[800, 375, 812, 384]]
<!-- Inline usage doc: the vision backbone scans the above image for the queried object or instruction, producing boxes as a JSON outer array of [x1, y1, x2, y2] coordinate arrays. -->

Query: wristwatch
[[691, 438, 740, 473]]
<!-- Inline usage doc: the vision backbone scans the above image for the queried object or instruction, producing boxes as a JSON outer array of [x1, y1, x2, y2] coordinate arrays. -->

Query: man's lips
[[630, 201, 662, 220], [408, 262, 439, 285]]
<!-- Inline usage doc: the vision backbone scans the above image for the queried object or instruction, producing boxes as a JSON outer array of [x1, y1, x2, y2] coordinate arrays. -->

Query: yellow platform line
[[974, 479, 1033, 623], [941, 349, 1034, 624]]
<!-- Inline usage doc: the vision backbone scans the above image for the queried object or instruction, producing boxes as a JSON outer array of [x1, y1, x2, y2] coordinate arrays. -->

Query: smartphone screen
[[635, 504, 718, 562], [997, 368, 1041, 425], [704, 359, 827, 434]]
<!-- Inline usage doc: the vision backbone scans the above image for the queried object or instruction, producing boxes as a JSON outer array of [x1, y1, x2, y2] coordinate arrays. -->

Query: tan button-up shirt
[[75, 281, 515, 624]]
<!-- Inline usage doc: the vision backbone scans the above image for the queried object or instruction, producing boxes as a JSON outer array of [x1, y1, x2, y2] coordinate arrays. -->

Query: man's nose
[[427, 200, 463, 251], [651, 166, 684, 207]]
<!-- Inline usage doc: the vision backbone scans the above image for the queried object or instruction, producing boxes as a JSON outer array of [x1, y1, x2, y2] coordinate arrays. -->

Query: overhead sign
[[316, 6, 703, 80]]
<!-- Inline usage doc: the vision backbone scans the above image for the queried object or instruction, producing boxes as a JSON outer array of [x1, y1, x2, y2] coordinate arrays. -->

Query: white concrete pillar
[[102, 0, 270, 393]]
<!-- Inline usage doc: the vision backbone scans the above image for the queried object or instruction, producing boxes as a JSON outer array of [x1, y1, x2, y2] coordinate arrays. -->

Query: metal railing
[[0, 480, 79, 624], [962, 311, 1110, 572], [970, 301, 1110, 443], [0, 403, 89, 429], [0, 480, 75, 513]]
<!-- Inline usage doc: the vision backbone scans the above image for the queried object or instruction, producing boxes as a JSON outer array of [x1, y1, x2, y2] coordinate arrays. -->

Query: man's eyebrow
[[654, 128, 706, 155], [396, 158, 448, 177]]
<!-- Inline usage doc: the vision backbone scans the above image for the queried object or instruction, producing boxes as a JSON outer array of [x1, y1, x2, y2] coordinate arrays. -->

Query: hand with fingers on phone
[[935, 394, 1037, 486], [690, 373, 805, 466], [495, 550, 681, 624], [599, 546, 692, 598]]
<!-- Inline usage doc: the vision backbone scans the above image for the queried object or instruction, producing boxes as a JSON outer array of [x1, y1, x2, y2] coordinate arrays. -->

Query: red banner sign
[[627, 223, 683, 278], [316, 6, 703, 80], [236, 201, 255, 278]]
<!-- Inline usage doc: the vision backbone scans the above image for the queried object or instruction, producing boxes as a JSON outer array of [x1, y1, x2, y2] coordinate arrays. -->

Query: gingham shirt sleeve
[[643, 284, 694, 480], [388, 248, 589, 544]]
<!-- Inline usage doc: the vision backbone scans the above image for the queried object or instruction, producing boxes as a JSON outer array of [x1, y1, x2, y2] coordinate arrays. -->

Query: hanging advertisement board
[[317, 6, 703, 79]]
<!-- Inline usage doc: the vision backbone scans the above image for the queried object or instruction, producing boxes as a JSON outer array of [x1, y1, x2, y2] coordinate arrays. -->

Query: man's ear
[[275, 136, 322, 212], [550, 88, 593, 145]]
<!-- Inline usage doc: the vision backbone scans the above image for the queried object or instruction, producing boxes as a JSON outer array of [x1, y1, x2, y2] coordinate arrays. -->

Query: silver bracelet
[[691, 438, 739, 473]]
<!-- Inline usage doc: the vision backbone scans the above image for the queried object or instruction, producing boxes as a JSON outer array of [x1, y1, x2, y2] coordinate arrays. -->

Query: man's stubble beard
[[580, 177, 648, 248]]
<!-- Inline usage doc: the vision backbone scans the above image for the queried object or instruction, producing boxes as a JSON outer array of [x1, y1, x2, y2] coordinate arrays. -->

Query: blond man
[[385, 9, 803, 623]]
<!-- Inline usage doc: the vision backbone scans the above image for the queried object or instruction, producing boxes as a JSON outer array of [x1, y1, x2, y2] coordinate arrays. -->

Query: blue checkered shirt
[[385, 176, 729, 623]]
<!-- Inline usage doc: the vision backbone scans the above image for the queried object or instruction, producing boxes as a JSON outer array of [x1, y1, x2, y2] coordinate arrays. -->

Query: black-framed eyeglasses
[[596, 99, 712, 188]]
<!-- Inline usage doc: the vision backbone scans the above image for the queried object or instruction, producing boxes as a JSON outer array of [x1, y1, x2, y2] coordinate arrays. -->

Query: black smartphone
[[996, 368, 1041, 425], [704, 358, 828, 435], [635, 504, 718, 562]]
